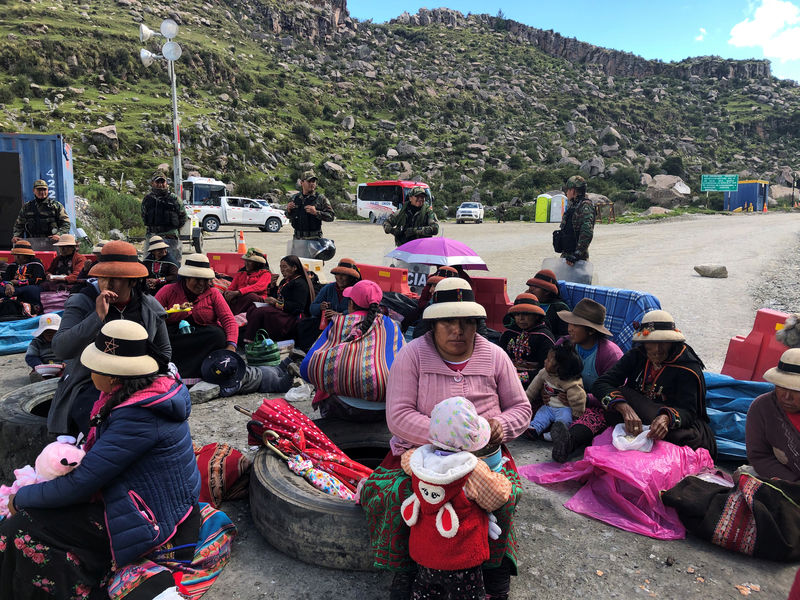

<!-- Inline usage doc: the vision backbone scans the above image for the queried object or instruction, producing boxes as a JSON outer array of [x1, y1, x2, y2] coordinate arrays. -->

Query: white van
[[356, 180, 432, 223]]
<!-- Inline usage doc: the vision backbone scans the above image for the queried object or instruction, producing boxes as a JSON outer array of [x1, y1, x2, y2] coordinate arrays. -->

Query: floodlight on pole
[[139, 48, 159, 67], [139, 24, 157, 43], [162, 41, 182, 61], [160, 18, 179, 39]]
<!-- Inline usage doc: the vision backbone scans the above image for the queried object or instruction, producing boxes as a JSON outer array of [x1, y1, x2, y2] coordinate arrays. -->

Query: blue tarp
[[704, 371, 774, 459], [0, 316, 47, 355]]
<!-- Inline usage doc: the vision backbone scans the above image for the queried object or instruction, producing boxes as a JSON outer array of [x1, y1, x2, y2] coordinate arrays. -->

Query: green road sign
[[701, 174, 739, 192]]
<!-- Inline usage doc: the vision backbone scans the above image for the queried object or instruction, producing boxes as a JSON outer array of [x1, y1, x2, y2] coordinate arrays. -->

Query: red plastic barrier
[[0, 251, 57, 270], [721, 308, 789, 382], [470, 276, 512, 332], [356, 263, 415, 297], [207, 252, 243, 277]]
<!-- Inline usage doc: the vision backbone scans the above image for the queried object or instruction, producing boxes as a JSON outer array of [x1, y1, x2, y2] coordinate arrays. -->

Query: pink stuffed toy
[[0, 435, 85, 517]]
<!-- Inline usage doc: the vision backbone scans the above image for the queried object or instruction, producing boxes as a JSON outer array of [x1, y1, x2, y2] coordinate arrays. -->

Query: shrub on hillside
[[81, 184, 144, 237]]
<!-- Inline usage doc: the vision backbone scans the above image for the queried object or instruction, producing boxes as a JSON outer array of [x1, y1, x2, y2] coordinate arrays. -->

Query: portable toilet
[[724, 180, 769, 212], [535, 194, 551, 222], [549, 194, 567, 222]]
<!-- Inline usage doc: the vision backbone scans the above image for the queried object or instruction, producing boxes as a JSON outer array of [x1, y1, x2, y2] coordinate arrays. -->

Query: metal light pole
[[139, 18, 183, 197]]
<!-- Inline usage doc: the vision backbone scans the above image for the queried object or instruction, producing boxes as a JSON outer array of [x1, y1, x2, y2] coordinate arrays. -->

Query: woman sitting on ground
[[360, 277, 531, 600], [296, 258, 361, 350], [746, 348, 800, 482], [45, 234, 86, 285], [142, 235, 179, 293], [400, 266, 458, 334], [525, 269, 569, 337], [223, 247, 272, 314], [244, 254, 315, 343], [547, 298, 623, 462], [155, 253, 238, 383], [301, 279, 404, 420], [593, 310, 716, 457], [1, 320, 200, 600], [499, 293, 554, 385], [49, 241, 171, 436], [2, 240, 46, 312]]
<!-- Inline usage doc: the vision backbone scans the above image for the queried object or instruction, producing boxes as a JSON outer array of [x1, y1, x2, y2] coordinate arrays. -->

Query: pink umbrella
[[386, 237, 488, 270]]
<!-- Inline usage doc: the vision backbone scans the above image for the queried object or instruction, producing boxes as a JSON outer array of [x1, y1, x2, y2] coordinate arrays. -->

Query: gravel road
[[2, 212, 799, 599]]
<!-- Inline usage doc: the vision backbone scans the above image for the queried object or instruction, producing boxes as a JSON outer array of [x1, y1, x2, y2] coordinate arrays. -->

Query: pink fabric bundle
[[519, 429, 714, 540]]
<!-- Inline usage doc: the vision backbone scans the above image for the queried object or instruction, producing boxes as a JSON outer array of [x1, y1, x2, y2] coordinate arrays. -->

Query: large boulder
[[771, 184, 796, 201], [777, 166, 795, 187], [645, 175, 691, 207], [341, 115, 355, 130], [90, 125, 118, 151], [396, 140, 418, 157], [580, 156, 605, 177], [322, 161, 346, 179]]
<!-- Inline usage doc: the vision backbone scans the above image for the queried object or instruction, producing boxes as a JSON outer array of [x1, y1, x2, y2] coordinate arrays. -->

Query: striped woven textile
[[107, 503, 236, 600], [558, 281, 661, 352], [301, 313, 404, 402]]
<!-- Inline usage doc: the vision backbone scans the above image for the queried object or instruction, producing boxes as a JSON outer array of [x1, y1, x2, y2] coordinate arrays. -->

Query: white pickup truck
[[189, 196, 289, 233]]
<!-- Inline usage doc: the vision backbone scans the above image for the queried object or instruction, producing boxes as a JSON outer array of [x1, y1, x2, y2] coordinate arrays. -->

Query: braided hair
[[343, 301, 381, 342]]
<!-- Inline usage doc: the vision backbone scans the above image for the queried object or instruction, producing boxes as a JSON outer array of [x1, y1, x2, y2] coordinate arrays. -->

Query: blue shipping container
[[0, 132, 76, 248], [724, 180, 769, 212]]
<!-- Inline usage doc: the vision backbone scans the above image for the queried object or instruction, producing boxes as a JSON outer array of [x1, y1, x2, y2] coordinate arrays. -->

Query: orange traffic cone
[[763, 200, 768, 213], [236, 230, 247, 254]]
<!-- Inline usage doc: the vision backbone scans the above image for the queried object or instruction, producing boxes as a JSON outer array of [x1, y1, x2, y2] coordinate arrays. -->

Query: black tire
[[0, 379, 58, 483], [192, 228, 203, 253], [265, 217, 282, 233], [456, 219, 463, 224], [369, 211, 376, 223], [249, 418, 391, 571], [202, 216, 220, 232]]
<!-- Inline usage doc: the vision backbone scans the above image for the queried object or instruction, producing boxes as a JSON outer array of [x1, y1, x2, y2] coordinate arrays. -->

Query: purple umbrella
[[386, 237, 488, 270]]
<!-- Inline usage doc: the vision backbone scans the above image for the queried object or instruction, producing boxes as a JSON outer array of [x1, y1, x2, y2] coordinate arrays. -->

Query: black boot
[[483, 557, 512, 600], [550, 421, 572, 463], [390, 568, 416, 600]]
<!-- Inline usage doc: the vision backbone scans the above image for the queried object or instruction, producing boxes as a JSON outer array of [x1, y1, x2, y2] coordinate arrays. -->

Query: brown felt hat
[[88, 240, 148, 278], [526, 269, 560, 296], [508, 293, 545, 316], [330, 258, 361, 280], [557, 298, 612, 337], [11, 240, 35, 256]]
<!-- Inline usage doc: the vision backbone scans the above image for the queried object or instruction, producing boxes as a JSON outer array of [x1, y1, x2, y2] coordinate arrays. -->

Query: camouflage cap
[[150, 171, 169, 183], [33, 179, 48, 189], [409, 186, 427, 197], [301, 170, 318, 181], [564, 175, 587, 190]]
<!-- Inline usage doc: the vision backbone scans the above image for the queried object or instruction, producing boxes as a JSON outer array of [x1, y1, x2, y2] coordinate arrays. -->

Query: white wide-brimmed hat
[[422, 277, 486, 321], [764, 348, 800, 391], [178, 253, 215, 279], [33, 313, 61, 337], [632, 310, 685, 343], [148, 235, 170, 251], [80, 320, 158, 378]]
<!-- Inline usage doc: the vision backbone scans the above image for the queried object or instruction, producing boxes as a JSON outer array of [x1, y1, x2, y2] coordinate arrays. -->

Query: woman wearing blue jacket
[[2, 320, 200, 600]]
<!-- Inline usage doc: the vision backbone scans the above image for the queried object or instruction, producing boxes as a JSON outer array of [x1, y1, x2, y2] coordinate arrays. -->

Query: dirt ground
[[2, 212, 799, 598]]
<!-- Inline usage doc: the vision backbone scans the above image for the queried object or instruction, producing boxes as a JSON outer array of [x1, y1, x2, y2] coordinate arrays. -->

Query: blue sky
[[347, 0, 800, 81]]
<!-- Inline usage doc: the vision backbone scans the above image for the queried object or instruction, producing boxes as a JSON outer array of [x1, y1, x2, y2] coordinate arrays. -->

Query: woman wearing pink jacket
[[360, 277, 531, 600]]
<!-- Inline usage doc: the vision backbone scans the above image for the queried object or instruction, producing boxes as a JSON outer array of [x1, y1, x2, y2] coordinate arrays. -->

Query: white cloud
[[695, 27, 707, 41], [729, 0, 800, 62]]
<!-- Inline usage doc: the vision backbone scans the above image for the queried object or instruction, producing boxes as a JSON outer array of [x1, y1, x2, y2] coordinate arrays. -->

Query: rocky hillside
[[1, 0, 798, 215]]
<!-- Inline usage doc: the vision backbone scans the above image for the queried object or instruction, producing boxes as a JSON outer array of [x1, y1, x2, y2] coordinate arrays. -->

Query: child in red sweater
[[401, 397, 511, 600]]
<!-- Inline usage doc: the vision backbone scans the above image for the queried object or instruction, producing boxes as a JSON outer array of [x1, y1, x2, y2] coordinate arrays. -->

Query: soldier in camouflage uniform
[[141, 171, 187, 260], [11, 179, 70, 244], [286, 170, 335, 240], [383, 186, 439, 247], [558, 175, 595, 265]]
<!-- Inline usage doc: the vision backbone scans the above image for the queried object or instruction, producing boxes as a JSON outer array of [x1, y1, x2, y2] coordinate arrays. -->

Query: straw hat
[[764, 348, 800, 391], [557, 298, 612, 336], [178, 253, 215, 279], [88, 240, 148, 278], [422, 277, 486, 320], [11, 240, 35, 256], [330, 257, 361, 280], [33, 313, 61, 337], [507, 293, 545, 316], [526, 269, 559, 296], [80, 320, 158, 378], [53, 234, 77, 247], [242, 247, 267, 265], [147, 236, 170, 251], [631, 310, 685, 343]]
